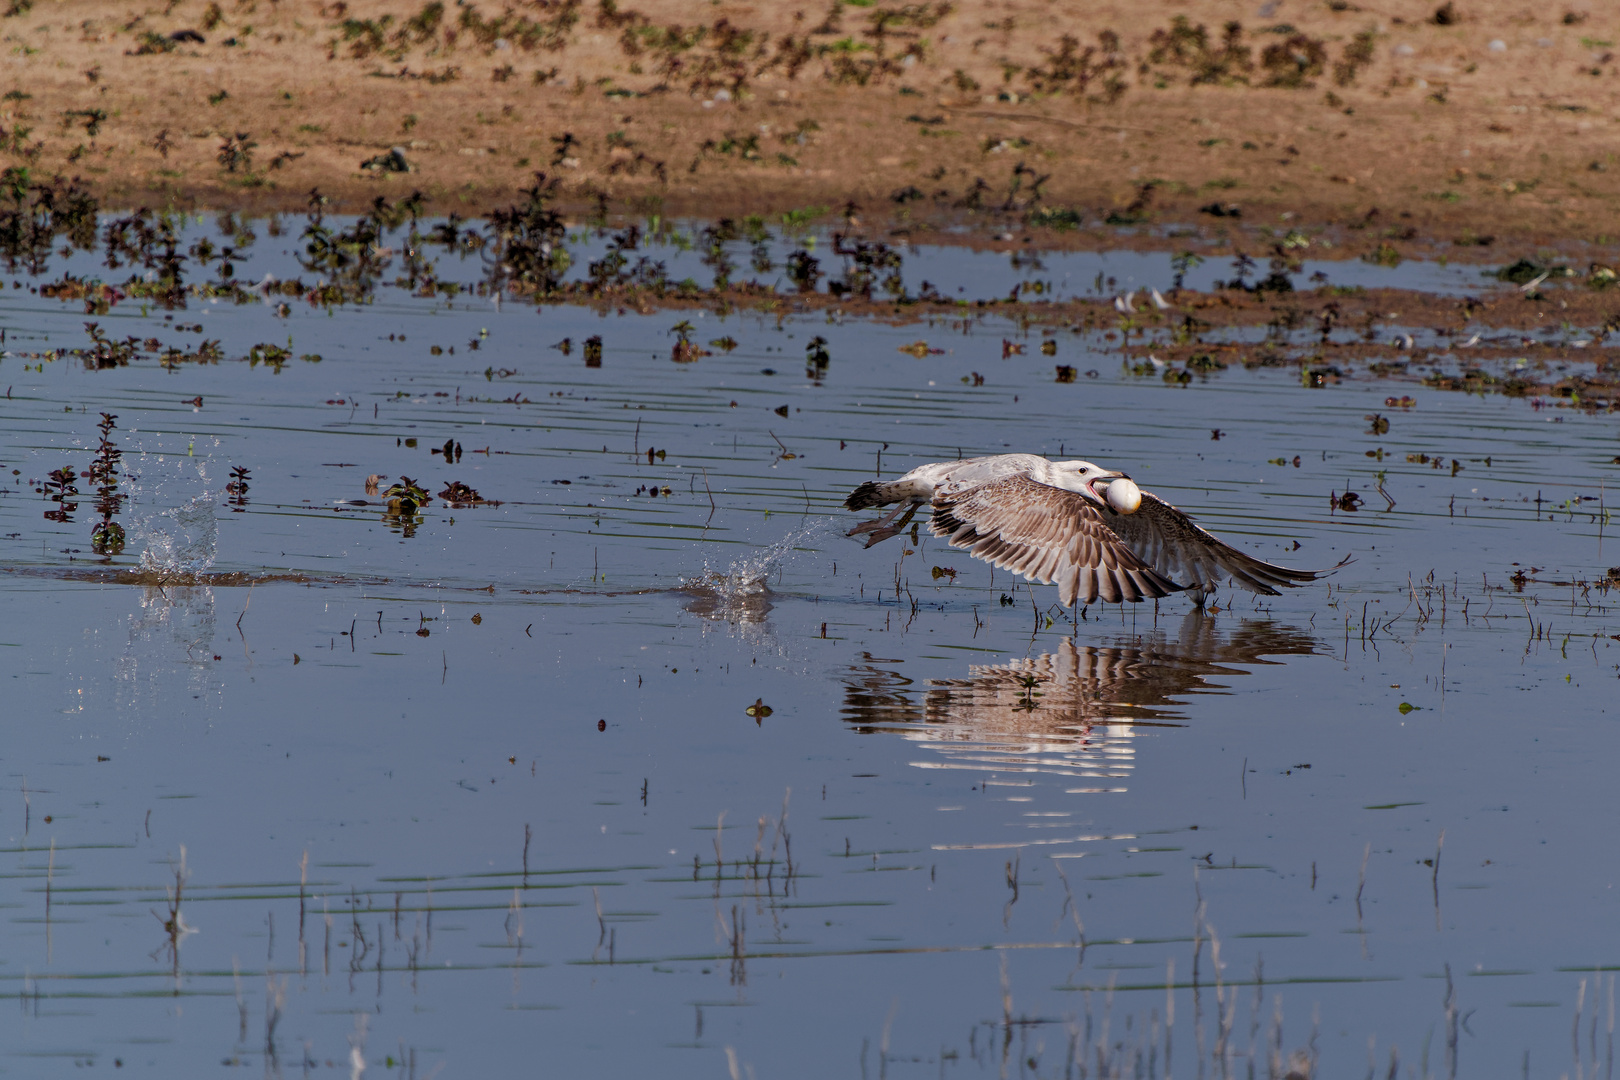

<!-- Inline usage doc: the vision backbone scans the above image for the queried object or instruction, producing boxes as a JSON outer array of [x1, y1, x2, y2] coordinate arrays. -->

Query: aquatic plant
[[225, 465, 250, 508], [89, 411, 125, 554], [438, 481, 492, 507], [487, 173, 570, 295]]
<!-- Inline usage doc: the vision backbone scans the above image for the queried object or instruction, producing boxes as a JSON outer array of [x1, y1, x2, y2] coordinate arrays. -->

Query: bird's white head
[[1051, 460, 1129, 506]]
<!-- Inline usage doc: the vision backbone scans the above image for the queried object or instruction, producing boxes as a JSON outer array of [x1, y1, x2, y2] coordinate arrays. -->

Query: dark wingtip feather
[[1259, 551, 1355, 587], [1139, 567, 1187, 599]]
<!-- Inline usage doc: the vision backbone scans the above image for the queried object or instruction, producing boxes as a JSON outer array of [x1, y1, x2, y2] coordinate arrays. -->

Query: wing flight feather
[[930, 475, 1183, 606], [1103, 491, 1337, 597]]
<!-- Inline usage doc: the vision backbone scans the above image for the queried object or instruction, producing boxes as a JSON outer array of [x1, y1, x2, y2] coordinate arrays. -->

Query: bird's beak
[[1087, 470, 1128, 500]]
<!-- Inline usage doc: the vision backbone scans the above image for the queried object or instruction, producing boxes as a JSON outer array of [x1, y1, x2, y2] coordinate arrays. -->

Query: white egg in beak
[[1106, 477, 1142, 514]]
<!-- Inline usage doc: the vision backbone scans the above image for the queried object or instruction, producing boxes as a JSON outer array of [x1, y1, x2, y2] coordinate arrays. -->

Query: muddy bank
[[1, 0, 1617, 257]]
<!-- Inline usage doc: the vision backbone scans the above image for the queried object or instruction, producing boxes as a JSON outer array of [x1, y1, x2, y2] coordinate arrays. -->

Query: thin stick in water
[[1431, 828, 1445, 930]]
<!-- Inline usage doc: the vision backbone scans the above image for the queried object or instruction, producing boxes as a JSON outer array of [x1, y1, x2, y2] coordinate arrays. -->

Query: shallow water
[[0, 215, 1614, 1077], [547, 226, 1503, 298]]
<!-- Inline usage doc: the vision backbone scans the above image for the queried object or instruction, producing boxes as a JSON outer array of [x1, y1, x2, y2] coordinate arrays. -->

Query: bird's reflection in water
[[842, 611, 1320, 788]]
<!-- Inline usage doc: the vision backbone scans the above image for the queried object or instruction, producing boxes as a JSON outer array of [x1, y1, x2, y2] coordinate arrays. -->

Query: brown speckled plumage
[[931, 475, 1182, 606], [846, 455, 1342, 607]]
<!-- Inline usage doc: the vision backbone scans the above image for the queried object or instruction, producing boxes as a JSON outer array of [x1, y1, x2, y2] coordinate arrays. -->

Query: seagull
[[844, 454, 1342, 606], [1518, 271, 1550, 293], [1150, 287, 1172, 310], [1114, 290, 1136, 314]]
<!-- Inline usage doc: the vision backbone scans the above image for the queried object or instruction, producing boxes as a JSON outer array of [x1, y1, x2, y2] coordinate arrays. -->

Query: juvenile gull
[[845, 454, 1340, 606]]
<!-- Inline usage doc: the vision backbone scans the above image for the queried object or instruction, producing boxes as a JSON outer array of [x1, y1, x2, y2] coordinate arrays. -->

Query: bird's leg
[[857, 504, 921, 548], [847, 500, 917, 540], [1186, 583, 1207, 608], [846, 501, 907, 536]]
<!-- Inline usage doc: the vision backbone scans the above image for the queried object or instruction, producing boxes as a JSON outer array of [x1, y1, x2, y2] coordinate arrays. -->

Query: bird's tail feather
[[844, 481, 889, 511]]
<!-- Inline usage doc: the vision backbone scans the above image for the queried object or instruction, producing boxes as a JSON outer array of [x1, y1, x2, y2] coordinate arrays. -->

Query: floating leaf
[[898, 341, 942, 358]]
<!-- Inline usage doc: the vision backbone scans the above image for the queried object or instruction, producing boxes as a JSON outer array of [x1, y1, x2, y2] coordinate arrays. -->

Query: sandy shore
[[0, 0, 1614, 257]]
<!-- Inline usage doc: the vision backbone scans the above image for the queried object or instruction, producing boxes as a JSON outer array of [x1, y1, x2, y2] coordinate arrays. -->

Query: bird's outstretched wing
[[930, 475, 1184, 605], [1103, 490, 1343, 596]]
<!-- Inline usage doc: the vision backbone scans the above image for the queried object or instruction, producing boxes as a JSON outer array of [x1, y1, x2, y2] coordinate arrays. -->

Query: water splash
[[680, 520, 838, 624], [131, 492, 219, 578]]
